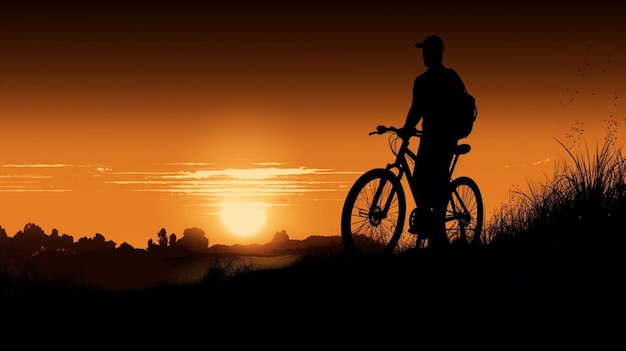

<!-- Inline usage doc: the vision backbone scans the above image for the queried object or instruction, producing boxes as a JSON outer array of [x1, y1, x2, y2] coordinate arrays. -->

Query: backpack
[[450, 85, 477, 139]]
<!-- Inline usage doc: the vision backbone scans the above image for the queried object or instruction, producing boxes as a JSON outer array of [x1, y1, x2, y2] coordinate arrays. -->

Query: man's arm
[[403, 77, 423, 129]]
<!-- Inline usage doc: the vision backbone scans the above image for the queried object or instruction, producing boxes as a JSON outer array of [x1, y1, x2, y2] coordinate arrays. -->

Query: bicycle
[[341, 125, 484, 257]]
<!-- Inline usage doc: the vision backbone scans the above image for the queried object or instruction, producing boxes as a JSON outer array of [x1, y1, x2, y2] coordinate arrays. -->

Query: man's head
[[415, 35, 444, 67]]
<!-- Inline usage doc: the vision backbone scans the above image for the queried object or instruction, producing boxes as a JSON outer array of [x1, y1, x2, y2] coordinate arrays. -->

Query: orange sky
[[1, 1, 625, 248]]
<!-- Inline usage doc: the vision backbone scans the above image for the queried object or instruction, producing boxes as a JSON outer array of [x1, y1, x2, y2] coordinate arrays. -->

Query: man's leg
[[410, 147, 429, 236], [427, 198, 449, 250], [426, 152, 453, 250]]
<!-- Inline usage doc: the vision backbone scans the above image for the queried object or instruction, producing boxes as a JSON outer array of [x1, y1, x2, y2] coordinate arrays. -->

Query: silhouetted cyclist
[[398, 35, 470, 250]]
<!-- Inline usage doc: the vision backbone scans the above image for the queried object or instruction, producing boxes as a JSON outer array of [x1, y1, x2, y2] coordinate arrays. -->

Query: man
[[400, 35, 469, 249]]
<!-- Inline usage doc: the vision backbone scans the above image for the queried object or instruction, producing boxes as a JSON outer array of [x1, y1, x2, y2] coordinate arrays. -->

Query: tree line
[[0, 222, 211, 256]]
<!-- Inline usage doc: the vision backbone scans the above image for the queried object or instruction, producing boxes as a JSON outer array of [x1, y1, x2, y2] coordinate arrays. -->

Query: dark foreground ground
[[2, 234, 623, 347]]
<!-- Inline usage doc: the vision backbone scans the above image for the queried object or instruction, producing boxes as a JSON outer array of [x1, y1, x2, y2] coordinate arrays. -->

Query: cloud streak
[[0, 163, 355, 203]]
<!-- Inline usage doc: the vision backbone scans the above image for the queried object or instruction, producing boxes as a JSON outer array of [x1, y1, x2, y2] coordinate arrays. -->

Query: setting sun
[[219, 202, 268, 237]]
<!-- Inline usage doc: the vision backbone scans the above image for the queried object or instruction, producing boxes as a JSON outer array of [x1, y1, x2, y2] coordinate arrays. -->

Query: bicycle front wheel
[[446, 176, 483, 245], [341, 168, 406, 257]]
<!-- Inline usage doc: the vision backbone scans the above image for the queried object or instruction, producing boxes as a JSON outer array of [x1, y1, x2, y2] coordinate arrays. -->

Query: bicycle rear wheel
[[446, 176, 483, 245], [341, 168, 406, 257]]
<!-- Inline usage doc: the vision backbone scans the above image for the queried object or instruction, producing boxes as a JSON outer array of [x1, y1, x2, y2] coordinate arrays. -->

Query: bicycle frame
[[383, 136, 419, 204], [371, 128, 468, 229]]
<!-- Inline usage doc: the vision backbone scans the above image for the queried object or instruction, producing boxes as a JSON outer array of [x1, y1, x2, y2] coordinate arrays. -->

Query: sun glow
[[219, 201, 268, 237]]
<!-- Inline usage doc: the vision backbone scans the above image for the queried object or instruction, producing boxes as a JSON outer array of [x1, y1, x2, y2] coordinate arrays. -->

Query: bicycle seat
[[455, 144, 471, 155]]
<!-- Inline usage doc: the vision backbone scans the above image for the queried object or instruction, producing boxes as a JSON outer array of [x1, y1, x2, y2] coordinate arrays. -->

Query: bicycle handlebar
[[368, 125, 423, 137]]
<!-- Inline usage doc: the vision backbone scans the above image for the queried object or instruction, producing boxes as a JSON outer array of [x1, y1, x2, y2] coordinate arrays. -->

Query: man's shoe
[[427, 235, 450, 250]]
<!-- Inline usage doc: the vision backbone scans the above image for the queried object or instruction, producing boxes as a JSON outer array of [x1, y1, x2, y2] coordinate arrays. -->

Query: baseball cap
[[415, 35, 444, 54]]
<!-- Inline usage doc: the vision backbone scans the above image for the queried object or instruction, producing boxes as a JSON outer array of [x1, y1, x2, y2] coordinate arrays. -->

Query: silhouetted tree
[[75, 233, 116, 252], [14, 222, 46, 241], [177, 227, 208, 252], [12, 222, 48, 252], [158, 228, 168, 247], [169, 233, 177, 246], [147, 238, 156, 250], [271, 229, 290, 245], [118, 242, 135, 251], [0, 226, 7, 241], [47, 229, 74, 253], [148, 228, 174, 251]]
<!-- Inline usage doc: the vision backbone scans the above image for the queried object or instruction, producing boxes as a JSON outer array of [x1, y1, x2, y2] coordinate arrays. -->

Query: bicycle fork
[[363, 177, 396, 226]]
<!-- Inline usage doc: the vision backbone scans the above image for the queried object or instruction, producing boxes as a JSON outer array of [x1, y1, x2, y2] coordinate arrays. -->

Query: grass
[[486, 137, 624, 244]]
